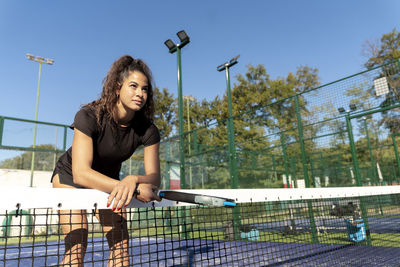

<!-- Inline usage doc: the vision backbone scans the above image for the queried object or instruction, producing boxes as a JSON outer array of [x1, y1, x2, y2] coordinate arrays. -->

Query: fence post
[[294, 95, 319, 244], [280, 132, 291, 187], [0, 117, 4, 147], [345, 113, 371, 245], [392, 134, 400, 180]]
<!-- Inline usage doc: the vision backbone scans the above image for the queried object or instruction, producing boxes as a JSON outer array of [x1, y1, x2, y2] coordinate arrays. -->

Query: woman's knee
[[64, 228, 89, 250], [96, 209, 129, 249]]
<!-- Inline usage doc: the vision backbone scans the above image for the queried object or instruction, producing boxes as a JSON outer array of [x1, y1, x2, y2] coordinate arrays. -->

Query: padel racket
[[158, 190, 236, 207]]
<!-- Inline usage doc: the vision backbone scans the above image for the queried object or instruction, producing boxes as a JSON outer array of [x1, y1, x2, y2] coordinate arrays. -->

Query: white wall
[[0, 169, 53, 188]]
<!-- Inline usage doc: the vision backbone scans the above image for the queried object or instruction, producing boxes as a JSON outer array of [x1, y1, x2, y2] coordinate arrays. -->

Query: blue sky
[[0, 0, 399, 127]]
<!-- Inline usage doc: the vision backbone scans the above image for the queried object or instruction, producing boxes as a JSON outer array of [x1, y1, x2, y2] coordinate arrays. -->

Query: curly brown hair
[[86, 55, 155, 127]]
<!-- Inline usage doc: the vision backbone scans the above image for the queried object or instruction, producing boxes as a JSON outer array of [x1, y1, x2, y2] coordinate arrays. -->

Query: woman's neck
[[116, 106, 135, 126]]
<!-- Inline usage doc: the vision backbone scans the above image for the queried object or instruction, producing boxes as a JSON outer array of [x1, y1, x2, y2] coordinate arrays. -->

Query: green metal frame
[[392, 133, 400, 179], [0, 116, 69, 152]]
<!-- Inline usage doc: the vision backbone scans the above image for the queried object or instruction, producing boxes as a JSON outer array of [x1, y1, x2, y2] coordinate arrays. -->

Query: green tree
[[231, 64, 319, 147], [209, 64, 321, 188], [153, 87, 176, 139], [363, 28, 400, 68], [0, 144, 58, 171], [362, 28, 400, 134]]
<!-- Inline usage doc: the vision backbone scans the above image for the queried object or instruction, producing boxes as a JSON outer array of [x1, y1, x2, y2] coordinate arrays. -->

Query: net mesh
[[1, 186, 400, 266]]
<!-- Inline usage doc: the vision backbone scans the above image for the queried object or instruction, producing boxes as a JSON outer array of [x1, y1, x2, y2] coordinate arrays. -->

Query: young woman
[[51, 55, 161, 266]]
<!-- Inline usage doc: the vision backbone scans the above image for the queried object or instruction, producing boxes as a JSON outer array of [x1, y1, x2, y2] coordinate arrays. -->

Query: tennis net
[[1, 186, 400, 266]]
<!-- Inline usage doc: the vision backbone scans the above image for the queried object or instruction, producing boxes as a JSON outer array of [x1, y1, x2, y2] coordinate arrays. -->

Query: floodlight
[[164, 39, 177, 53], [45, 58, 54, 65], [26, 54, 35, 60], [338, 107, 346, 113], [362, 115, 372, 121], [176, 30, 190, 49], [228, 59, 238, 68], [374, 77, 389, 96], [183, 95, 195, 102], [229, 55, 240, 65], [349, 103, 357, 111], [217, 62, 228, 72], [35, 56, 45, 63], [177, 30, 189, 43]]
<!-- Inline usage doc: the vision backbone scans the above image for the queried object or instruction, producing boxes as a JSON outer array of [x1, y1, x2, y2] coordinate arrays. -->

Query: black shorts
[[51, 169, 85, 189]]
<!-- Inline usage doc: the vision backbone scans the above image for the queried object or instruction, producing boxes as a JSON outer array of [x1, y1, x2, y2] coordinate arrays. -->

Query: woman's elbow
[[72, 167, 87, 185]]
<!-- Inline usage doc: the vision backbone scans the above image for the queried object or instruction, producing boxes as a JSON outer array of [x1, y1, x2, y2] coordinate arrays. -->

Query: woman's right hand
[[135, 183, 162, 203], [107, 175, 138, 211]]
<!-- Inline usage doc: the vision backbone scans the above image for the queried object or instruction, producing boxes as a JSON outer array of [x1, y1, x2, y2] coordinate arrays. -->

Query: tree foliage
[[363, 28, 400, 68], [0, 144, 58, 171], [361, 28, 400, 134], [153, 87, 176, 139]]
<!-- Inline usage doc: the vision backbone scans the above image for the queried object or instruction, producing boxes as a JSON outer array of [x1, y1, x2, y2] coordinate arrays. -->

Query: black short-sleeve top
[[52, 106, 160, 188]]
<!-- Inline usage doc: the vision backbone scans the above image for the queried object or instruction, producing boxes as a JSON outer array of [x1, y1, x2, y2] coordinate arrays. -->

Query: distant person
[[51, 55, 161, 266]]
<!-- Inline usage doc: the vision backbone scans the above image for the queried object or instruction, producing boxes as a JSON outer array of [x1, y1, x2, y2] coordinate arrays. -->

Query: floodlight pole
[[183, 95, 195, 188], [26, 54, 54, 187], [176, 47, 186, 189], [165, 31, 190, 190], [217, 56, 239, 189]]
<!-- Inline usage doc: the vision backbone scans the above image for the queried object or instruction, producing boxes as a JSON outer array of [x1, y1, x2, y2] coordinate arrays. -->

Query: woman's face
[[117, 71, 148, 113]]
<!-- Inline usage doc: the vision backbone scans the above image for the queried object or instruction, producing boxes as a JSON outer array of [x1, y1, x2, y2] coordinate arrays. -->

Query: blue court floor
[[2, 237, 400, 266]]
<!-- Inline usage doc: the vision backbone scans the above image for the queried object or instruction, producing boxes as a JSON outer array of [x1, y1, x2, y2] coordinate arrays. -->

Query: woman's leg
[[53, 174, 88, 266], [97, 209, 129, 267]]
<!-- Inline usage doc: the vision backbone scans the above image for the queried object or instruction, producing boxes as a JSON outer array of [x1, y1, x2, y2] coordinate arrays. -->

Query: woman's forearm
[[134, 173, 161, 187], [73, 168, 119, 193], [74, 170, 160, 193]]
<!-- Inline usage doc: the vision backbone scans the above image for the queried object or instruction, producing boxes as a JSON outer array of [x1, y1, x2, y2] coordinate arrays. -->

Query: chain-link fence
[[1, 60, 400, 189]]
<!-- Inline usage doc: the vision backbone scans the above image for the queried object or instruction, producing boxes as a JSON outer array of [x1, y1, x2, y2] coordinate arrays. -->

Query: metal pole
[[53, 128, 58, 170], [294, 95, 318, 244], [225, 67, 239, 189], [294, 95, 312, 188], [363, 118, 378, 185], [346, 114, 362, 186], [0, 117, 4, 147], [280, 132, 291, 188], [345, 113, 371, 245], [186, 97, 193, 188], [30, 62, 42, 187], [165, 142, 170, 189], [176, 47, 186, 190], [392, 134, 400, 180]]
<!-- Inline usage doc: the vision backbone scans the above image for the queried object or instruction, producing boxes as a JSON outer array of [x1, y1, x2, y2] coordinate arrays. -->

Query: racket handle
[[159, 191, 196, 203]]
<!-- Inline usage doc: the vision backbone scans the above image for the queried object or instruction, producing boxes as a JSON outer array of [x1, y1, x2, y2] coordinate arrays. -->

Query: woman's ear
[[116, 83, 121, 96]]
